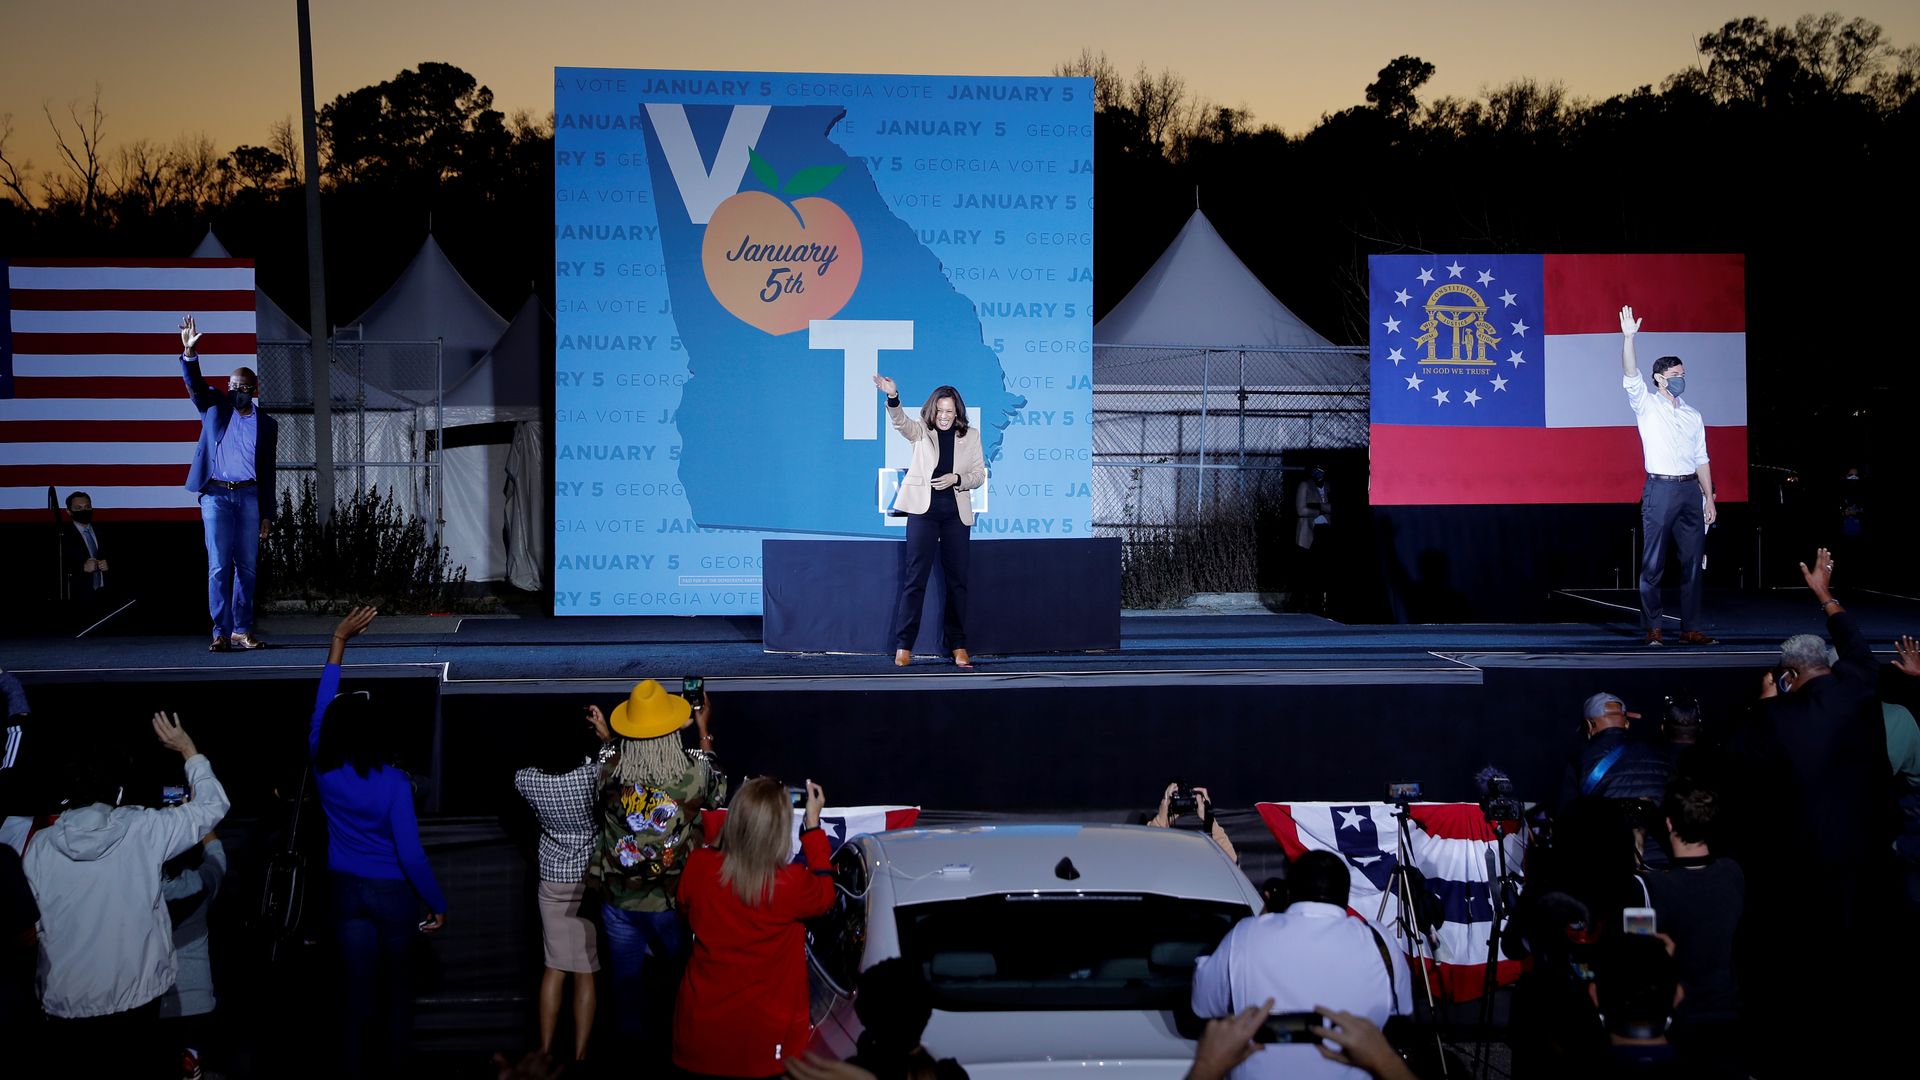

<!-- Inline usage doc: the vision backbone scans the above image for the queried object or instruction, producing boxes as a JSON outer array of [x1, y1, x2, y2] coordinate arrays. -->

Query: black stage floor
[[7, 586, 1917, 813], [8, 587, 1917, 691]]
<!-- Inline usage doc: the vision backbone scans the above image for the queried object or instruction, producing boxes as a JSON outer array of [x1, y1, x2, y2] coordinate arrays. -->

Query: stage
[[7, 586, 1916, 814]]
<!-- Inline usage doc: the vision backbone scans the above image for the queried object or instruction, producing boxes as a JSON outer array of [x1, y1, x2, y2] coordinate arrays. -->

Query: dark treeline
[[0, 62, 554, 327], [1062, 13, 1918, 494], [1, 12, 1915, 497]]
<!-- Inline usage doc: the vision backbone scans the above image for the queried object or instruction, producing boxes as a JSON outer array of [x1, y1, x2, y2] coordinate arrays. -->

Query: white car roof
[[863, 823, 1258, 907]]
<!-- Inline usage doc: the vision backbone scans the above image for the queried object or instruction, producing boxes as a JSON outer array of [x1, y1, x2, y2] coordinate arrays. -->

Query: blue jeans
[[601, 904, 685, 1038], [332, 873, 419, 1075], [199, 486, 260, 636]]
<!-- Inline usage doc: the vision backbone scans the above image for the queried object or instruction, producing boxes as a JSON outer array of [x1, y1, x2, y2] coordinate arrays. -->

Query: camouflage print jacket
[[588, 749, 726, 912]]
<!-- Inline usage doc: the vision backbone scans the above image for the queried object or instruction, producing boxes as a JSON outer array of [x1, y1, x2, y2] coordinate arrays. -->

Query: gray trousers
[[1640, 476, 1706, 630]]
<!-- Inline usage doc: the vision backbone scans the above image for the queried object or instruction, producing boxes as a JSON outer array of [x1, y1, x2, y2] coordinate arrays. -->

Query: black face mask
[[232, 389, 254, 411], [70, 510, 93, 524], [1310, 470, 1326, 483]]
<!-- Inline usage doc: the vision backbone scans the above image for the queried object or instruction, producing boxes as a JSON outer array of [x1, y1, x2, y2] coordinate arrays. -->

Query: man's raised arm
[[178, 315, 221, 410], [1619, 305, 1642, 378]]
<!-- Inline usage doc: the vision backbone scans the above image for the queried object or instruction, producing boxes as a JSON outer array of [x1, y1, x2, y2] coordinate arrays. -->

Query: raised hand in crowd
[[1183, 999, 1269, 1080], [692, 690, 715, 755], [327, 605, 378, 664], [586, 703, 611, 743], [803, 778, 826, 831], [1799, 546, 1839, 601], [152, 710, 198, 760], [1311, 1007, 1418, 1080], [1893, 634, 1920, 679]]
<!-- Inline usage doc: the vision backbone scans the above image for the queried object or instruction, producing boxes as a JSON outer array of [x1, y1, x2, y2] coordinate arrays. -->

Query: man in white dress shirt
[[1190, 850, 1413, 1080], [1620, 306, 1716, 646]]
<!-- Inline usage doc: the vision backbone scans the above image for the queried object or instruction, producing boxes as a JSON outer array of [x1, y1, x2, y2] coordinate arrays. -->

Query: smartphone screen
[[681, 676, 704, 703], [1254, 1011, 1327, 1044], [1623, 907, 1658, 935]]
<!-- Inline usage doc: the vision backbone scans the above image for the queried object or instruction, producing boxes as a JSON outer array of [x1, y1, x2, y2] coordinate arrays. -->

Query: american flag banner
[[1368, 253, 1747, 505], [0, 258, 256, 520], [702, 805, 920, 856], [1257, 801, 1528, 1001]]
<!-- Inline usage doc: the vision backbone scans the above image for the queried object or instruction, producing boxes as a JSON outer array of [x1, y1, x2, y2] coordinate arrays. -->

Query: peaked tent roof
[[342, 234, 507, 384], [1095, 209, 1337, 351], [436, 293, 545, 427], [188, 228, 309, 341]]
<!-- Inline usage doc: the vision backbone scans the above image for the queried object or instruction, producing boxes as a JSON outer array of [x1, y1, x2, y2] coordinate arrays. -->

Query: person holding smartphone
[[672, 776, 838, 1077], [874, 374, 986, 670], [1190, 851, 1411, 1079]]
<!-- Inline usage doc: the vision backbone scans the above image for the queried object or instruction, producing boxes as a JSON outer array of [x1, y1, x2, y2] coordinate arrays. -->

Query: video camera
[[1477, 767, 1523, 822]]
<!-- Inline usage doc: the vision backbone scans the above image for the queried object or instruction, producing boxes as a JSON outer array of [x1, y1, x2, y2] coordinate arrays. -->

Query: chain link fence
[[258, 339, 444, 535], [1092, 345, 1369, 606], [1093, 345, 1368, 525]]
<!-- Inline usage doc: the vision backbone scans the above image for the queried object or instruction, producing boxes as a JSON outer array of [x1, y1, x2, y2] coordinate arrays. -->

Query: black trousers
[[893, 495, 970, 651], [1639, 476, 1705, 630]]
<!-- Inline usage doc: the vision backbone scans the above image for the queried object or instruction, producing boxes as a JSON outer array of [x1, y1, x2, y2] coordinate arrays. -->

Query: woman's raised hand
[[332, 606, 378, 642], [803, 778, 826, 829], [871, 374, 897, 397]]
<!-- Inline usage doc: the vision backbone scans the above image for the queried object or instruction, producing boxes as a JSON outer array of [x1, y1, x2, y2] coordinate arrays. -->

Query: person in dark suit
[[1719, 546, 1899, 1080], [874, 374, 986, 670], [60, 491, 110, 600], [179, 316, 278, 652]]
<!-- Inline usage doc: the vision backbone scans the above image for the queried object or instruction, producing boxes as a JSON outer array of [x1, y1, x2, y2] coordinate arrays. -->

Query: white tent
[[190, 228, 309, 342], [1091, 209, 1365, 525], [341, 233, 507, 390], [429, 294, 546, 587]]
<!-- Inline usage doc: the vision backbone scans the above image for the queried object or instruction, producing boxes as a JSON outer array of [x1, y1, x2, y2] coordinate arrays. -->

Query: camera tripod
[[1468, 813, 1525, 1080], [1377, 801, 1451, 1079]]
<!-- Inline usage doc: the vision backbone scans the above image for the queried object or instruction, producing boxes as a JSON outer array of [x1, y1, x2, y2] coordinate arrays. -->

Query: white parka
[[23, 753, 230, 1018]]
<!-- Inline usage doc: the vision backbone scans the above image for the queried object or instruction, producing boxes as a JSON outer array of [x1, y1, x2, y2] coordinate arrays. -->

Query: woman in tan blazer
[[874, 374, 986, 669]]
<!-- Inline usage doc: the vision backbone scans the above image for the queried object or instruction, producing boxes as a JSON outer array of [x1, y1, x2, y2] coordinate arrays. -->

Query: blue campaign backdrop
[[554, 70, 1093, 615]]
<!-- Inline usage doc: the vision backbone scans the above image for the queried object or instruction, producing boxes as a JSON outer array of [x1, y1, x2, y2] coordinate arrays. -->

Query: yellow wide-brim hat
[[609, 678, 692, 740]]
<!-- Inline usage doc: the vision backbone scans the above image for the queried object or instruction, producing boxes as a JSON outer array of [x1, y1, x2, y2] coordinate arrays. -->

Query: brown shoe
[[209, 636, 231, 653], [894, 649, 911, 667], [1675, 630, 1718, 646], [1643, 628, 1664, 646], [953, 648, 974, 669], [229, 632, 265, 650]]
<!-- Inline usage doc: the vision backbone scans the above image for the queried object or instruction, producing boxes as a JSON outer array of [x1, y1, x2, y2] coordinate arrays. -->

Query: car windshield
[[894, 892, 1249, 1011]]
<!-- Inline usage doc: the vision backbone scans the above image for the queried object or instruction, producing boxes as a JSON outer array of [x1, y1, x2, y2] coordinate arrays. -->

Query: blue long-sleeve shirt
[[309, 663, 447, 912]]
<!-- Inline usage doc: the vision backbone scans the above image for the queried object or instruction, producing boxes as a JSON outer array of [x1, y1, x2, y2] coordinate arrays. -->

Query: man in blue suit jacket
[[180, 316, 278, 652]]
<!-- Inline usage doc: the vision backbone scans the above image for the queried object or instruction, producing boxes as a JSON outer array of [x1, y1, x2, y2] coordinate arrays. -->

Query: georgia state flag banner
[[1368, 253, 1747, 505], [1257, 801, 1527, 1001]]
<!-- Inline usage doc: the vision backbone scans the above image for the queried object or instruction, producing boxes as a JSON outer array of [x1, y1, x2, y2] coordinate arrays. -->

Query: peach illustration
[[700, 154, 864, 335]]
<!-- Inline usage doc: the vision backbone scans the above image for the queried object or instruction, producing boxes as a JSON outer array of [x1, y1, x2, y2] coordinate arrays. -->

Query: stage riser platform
[[17, 661, 1771, 814]]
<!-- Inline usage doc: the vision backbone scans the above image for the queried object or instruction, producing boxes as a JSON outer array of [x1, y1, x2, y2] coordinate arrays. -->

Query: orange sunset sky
[[3, 1, 1918, 191]]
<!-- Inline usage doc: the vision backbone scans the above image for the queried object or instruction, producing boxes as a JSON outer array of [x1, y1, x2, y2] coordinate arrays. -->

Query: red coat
[[672, 826, 837, 1077]]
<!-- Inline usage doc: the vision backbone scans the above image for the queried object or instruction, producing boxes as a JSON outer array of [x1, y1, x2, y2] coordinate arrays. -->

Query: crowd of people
[[1510, 548, 1920, 1077], [3, 545, 1919, 1077]]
